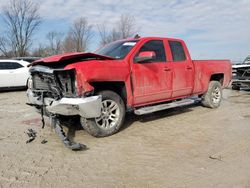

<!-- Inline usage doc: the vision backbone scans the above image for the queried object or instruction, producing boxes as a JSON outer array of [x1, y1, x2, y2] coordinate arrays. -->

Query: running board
[[134, 98, 199, 115]]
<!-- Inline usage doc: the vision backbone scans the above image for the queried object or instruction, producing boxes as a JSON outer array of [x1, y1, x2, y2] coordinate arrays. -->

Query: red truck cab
[[27, 37, 231, 138]]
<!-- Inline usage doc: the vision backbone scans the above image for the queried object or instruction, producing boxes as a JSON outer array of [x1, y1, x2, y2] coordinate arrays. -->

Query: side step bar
[[134, 98, 200, 115]]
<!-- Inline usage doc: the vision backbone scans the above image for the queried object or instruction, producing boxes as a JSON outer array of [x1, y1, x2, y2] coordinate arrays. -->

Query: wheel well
[[210, 74, 224, 85], [90, 81, 127, 103]]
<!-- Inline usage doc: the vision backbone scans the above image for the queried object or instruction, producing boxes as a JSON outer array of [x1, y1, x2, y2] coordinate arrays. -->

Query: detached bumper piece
[[51, 116, 87, 151]]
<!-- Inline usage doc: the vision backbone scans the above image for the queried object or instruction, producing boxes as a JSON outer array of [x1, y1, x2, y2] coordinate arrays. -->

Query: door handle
[[164, 68, 171, 72], [186, 66, 192, 70]]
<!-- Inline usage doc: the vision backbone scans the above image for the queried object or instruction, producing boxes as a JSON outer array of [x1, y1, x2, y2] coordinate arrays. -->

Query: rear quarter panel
[[192, 60, 232, 94]]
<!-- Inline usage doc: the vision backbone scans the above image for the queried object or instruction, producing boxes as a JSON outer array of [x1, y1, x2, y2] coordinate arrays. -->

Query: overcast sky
[[0, 0, 250, 61]]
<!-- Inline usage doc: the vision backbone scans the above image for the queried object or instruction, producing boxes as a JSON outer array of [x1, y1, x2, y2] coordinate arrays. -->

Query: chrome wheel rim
[[212, 86, 221, 104], [95, 99, 120, 129]]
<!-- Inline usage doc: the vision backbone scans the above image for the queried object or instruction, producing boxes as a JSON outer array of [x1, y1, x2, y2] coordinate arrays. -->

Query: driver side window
[[134, 40, 166, 62]]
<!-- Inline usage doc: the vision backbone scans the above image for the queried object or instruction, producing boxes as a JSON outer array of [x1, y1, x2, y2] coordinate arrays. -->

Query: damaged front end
[[27, 65, 102, 118], [27, 65, 102, 150]]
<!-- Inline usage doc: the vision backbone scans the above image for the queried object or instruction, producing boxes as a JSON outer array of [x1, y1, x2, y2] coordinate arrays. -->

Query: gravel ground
[[0, 89, 250, 188]]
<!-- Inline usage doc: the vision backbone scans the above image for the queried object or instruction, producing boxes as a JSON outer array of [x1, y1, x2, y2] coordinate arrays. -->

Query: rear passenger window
[[0, 63, 8, 70], [135, 40, 166, 62], [169, 41, 186, 62], [0, 62, 23, 70], [10, 62, 23, 69]]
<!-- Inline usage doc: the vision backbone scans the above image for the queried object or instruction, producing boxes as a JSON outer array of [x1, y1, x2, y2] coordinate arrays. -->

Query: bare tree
[[32, 44, 49, 57], [98, 14, 137, 46], [118, 14, 136, 39], [97, 24, 109, 46], [46, 31, 64, 55], [62, 35, 75, 52], [0, 0, 41, 57], [0, 37, 9, 57], [66, 17, 93, 52]]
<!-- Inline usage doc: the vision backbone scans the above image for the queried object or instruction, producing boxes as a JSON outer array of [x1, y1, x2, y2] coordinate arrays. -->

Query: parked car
[[26, 36, 231, 149], [13, 57, 40, 63], [231, 55, 250, 90], [0, 60, 30, 90]]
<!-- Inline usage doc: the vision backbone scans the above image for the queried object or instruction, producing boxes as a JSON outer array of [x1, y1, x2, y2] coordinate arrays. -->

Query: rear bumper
[[27, 89, 102, 118]]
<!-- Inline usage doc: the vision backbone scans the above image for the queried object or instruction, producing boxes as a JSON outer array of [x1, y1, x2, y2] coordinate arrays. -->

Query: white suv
[[0, 59, 30, 90]]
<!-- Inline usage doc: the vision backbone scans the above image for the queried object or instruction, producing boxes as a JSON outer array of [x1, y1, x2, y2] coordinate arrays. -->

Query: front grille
[[33, 74, 51, 90], [31, 69, 77, 98]]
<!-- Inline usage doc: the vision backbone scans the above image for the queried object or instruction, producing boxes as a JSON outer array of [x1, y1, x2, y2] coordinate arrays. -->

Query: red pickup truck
[[27, 37, 231, 138]]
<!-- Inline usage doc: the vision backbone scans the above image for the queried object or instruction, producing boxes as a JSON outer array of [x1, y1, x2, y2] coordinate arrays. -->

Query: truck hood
[[29, 52, 115, 67]]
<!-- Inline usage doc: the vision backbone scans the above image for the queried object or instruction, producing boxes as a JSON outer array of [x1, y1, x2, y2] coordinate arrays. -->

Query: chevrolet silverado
[[27, 37, 231, 142]]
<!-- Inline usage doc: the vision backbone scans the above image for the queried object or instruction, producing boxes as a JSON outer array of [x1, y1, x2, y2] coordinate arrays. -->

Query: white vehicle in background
[[0, 60, 30, 90], [243, 55, 250, 64], [231, 55, 250, 90]]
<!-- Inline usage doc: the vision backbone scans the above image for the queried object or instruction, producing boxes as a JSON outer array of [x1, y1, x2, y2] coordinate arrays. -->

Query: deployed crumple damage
[[27, 51, 125, 122], [27, 65, 102, 118], [28, 52, 126, 97], [27, 62, 103, 150], [29, 52, 115, 66]]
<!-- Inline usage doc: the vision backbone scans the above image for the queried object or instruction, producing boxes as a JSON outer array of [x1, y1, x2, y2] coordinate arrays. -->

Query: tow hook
[[50, 115, 87, 151]]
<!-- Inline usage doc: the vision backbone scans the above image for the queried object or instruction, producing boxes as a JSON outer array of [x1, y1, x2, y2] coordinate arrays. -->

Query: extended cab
[[27, 37, 231, 137]]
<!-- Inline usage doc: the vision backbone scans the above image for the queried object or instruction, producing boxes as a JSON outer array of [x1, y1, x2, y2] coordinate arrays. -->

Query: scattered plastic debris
[[209, 155, 222, 161], [51, 116, 87, 151], [41, 139, 48, 144], [26, 129, 37, 143]]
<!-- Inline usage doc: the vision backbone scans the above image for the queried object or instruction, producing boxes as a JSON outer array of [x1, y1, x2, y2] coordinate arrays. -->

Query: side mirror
[[135, 51, 156, 63]]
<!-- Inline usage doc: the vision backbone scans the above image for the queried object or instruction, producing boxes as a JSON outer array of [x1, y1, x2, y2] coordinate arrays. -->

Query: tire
[[201, 81, 222, 108], [81, 90, 125, 137], [232, 85, 240, 90]]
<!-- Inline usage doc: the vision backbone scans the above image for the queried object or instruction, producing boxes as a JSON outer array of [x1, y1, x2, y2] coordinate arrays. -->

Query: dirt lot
[[0, 89, 250, 188]]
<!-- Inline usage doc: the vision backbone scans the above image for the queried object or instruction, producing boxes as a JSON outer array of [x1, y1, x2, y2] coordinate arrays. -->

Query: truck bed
[[192, 60, 232, 94]]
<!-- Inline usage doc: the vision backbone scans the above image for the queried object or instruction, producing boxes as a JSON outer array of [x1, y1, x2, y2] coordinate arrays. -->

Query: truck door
[[168, 40, 194, 97], [131, 40, 172, 106]]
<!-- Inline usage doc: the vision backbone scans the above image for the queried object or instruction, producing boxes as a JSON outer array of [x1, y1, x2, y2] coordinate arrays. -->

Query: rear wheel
[[81, 90, 125, 137], [201, 81, 222, 108]]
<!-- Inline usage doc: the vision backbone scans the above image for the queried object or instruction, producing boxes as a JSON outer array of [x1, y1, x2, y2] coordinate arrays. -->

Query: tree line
[[0, 0, 138, 58]]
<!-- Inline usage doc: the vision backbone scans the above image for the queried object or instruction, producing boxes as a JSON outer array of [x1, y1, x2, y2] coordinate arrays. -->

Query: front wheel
[[81, 90, 125, 137], [201, 81, 222, 108]]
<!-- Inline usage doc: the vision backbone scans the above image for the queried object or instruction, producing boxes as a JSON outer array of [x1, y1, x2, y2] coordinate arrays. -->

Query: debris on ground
[[209, 155, 222, 161], [51, 116, 87, 151], [41, 139, 48, 144], [26, 129, 37, 144]]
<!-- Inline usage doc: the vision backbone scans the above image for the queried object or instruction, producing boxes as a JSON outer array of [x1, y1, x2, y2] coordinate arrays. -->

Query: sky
[[0, 0, 250, 62]]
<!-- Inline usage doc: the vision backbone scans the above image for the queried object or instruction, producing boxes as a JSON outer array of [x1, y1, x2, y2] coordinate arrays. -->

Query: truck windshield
[[95, 40, 138, 59]]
